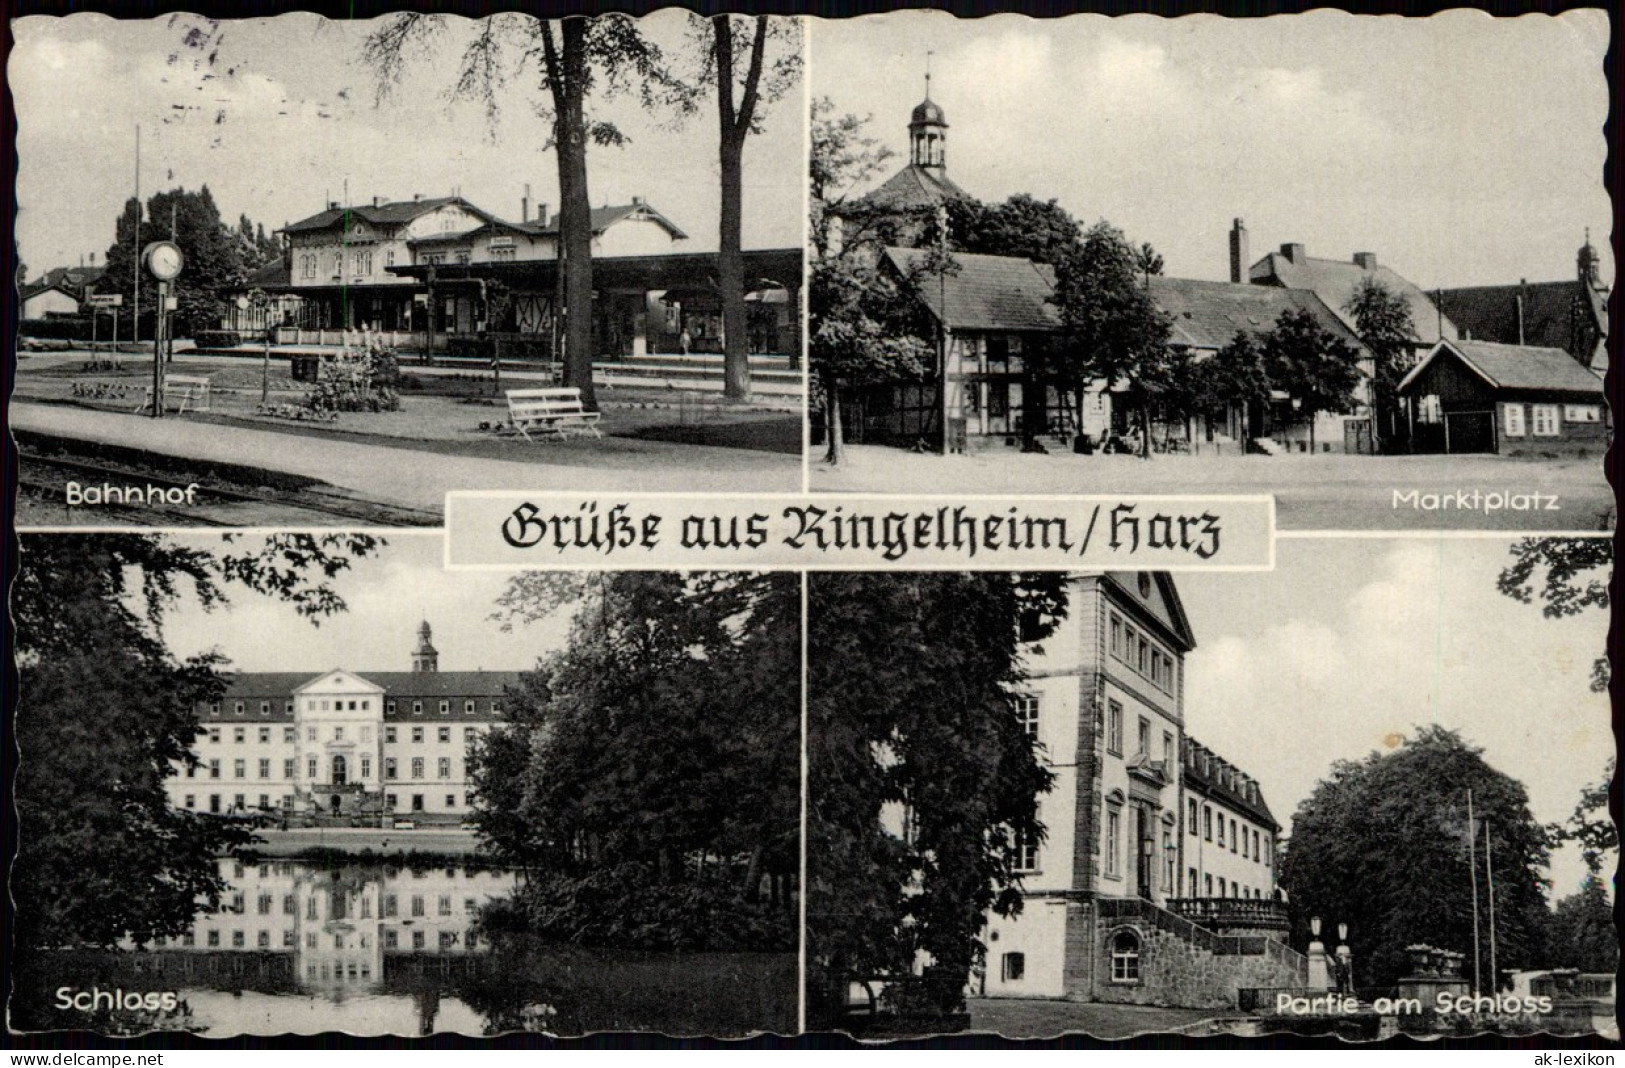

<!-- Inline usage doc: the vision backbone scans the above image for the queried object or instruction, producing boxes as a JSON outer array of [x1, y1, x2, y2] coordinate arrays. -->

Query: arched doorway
[[332, 754, 348, 786], [330, 794, 342, 815]]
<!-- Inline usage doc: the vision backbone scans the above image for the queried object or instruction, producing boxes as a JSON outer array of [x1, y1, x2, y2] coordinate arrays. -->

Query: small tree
[[1261, 307, 1362, 454], [1051, 221, 1173, 458], [1345, 277, 1418, 452], [1546, 876, 1618, 972], [809, 100, 937, 464]]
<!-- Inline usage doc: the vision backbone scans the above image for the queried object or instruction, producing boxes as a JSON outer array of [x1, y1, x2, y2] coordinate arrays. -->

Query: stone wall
[[1072, 900, 1307, 1010]]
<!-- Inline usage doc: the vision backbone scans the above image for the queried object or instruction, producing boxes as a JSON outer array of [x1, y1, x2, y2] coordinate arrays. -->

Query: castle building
[[166, 622, 520, 821], [976, 572, 1302, 1007]]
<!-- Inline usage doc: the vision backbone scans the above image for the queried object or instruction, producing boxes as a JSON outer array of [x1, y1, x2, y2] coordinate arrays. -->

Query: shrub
[[192, 330, 243, 349]]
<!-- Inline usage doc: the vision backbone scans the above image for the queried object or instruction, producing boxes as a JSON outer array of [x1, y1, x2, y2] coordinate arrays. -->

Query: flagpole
[[134, 125, 141, 346], [1467, 789, 1481, 997], [1485, 817, 1498, 993]]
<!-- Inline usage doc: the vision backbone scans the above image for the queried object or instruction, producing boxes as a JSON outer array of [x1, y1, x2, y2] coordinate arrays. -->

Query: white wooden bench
[[134, 374, 212, 414], [506, 387, 602, 441]]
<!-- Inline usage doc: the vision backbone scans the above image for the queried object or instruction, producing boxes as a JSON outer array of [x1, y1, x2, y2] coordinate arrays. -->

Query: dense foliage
[[1279, 726, 1552, 991], [469, 572, 798, 952], [1344, 276, 1418, 451], [806, 572, 1069, 1024], [12, 534, 381, 952], [1498, 537, 1612, 693]]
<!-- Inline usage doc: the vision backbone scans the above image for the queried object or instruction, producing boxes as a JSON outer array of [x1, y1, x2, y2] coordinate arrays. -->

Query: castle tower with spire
[[412, 620, 439, 674], [909, 66, 949, 172]]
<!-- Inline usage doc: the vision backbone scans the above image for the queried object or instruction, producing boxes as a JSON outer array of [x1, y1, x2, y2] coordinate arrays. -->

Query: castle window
[[385, 758, 397, 780], [284, 759, 295, 780], [465, 700, 475, 714], [1254, 830, 1262, 862], [1110, 615, 1123, 657], [412, 727, 424, 744], [1217, 816, 1225, 848], [438, 757, 451, 779], [258, 759, 270, 779], [307, 727, 317, 742], [1163, 732, 1174, 768], [387, 701, 396, 714], [1230, 818, 1238, 853], [334, 727, 345, 741], [1203, 806, 1212, 841], [1136, 716, 1150, 756], [208, 728, 221, 745], [234, 728, 246, 744], [492, 700, 502, 713], [1106, 701, 1123, 756], [439, 700, 450, 714], [1013, 826, 1039, 872], [386, 727, 397, 743], [259, 727, 271, 744], [184, 794, 195, 810], [361, 757, 372, 779], [307, 757, 317, 779], [284, 727, 296, 743], [1110, 931, 1141, 982], [1188, 868, 1198, 897], [235, 701, 244, 715], [413, 701, 423, 715], [1001, 952, 1025, 982], [260, 701, 270, 714], [412, 758, 424, 778], [438, 727, 451, 744], [447, 794, 457, 808], [1105, 808, 1122, 878], [361, 726, 372, 743], [233, 759, 246, 779], [465, 727, 477, 742], [1013, 694, 1040, 739]]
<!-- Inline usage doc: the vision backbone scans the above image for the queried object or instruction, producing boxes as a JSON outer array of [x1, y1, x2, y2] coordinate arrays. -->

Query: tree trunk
[[822, 369, 844, 465], [548, 21, 598, 411], [1309, 411, 1317, 454], [1139, 394, 1152, 460], [715, 16, 765, 403]]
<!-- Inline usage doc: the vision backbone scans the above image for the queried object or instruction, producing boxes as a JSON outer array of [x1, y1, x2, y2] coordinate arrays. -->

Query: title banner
[[445, 493, 1274, 571]]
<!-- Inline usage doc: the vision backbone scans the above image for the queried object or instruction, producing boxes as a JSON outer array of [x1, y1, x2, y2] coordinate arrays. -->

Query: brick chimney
[[1280, 242, 1306, 264], [521, 183, 531, 224], [631, 195, 645, 207], [372, 195, 385, 208], [1353, 252, 1377, 271], [1229, 218, 1248, 284]]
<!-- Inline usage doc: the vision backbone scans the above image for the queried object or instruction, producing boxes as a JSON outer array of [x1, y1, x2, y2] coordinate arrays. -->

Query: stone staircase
[[1250, 437, 1286, 456]]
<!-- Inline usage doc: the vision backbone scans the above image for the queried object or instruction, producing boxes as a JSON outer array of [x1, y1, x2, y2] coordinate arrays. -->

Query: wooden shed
[[1396, 339, 1606, 456]]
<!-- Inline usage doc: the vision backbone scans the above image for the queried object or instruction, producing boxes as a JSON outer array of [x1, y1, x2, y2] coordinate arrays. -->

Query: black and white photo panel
[[806, 538, 1614, 1039], [11, 532, 800, 1037], [13, 12, 807, 530], [806, 12, 1611, 533]]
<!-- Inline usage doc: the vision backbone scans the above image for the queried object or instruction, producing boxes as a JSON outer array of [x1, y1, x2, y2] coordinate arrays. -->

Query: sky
[[1176, 536, 1613, 899], [12, 12, 805, 277], [811, 11, 1613, 291], [158, 533, 572, 677]]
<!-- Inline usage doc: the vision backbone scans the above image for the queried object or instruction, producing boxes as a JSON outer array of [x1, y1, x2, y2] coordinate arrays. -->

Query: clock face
[[144, 241, 184, 281]]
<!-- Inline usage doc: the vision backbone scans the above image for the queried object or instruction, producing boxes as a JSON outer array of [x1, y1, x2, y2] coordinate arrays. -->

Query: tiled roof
[[406, 203, 689, 246], [1401, 340, 1604, 396], [1251, 251, 1453, 344], [884, 246, 1060, 332], [29, 265, 107, 295], [854, 164, 970, 213], [1183, 736, 1278, 830], [282, 196, 486, 234], [201, 671, 524, 721], [1148, 276, 1369, 355], [1436, 280, 1605, 354]]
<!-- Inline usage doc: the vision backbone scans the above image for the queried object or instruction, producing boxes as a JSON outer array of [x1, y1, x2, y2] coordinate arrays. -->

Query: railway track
[[16, 445, 442, 528]]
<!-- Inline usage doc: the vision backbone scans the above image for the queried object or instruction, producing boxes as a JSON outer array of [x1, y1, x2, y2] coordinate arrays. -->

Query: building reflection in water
[[127, 859, 518, 1035]]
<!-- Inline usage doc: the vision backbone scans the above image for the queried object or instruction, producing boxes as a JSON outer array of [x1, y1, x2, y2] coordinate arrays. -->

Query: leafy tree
[[12, 533, 381, 953], [1553, 759, 1618, 876], [1260, 307, 1363, 454], [1545, 876, 1618, 972], [102, 186, 259, 339], [365, 14, 677, 411], [809, 101, 937, 464], [806, 573, 1069, 1024], [1344, 276, 1417, 452], [944, 193, 1083, 268], [1279, 726, 1552, 991], [676, 15, 801, 401], [1052, 221, 1174, 458], [1497, 537, 1611, 693], [470, 572, 798, 951]]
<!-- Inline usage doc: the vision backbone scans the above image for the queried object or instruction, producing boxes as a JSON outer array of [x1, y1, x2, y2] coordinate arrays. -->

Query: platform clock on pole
[[142, 241, 183, 417]]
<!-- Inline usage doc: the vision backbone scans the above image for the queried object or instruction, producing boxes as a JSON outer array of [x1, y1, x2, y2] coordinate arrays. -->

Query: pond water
[[14, 859, 797, 1037]]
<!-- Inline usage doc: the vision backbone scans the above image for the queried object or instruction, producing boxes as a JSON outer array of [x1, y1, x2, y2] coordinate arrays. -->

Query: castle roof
[[1183, 736, 1279, 831], [854, 165, 971, 214]]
